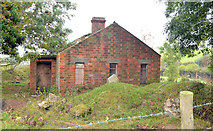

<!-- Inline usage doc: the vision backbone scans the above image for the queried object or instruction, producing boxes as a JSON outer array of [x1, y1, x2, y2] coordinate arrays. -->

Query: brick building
[[30, 17, 160, 92]]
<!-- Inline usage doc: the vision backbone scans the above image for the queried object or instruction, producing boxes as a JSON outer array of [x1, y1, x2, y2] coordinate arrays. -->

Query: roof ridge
[[59, 22, 115, 53], [59, 21, 160, 56]]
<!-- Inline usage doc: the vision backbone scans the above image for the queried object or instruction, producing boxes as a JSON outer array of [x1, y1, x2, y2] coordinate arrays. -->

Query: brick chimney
[[91, 17, 106, 33]]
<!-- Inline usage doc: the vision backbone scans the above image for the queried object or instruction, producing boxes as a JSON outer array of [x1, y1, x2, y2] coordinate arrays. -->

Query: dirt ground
[[2, 84, 29, 112], [165, 123, 177, 129], [2, 99, 28, 111], [137, 122, 177, 129]]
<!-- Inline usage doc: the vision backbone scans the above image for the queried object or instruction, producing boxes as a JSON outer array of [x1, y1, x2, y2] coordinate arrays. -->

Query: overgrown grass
[[2, 81, 212, 129], [2, 64, 30, 83]]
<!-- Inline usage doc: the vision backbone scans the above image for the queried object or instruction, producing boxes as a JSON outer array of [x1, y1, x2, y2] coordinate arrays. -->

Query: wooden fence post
[[180, 91, 194, 129]]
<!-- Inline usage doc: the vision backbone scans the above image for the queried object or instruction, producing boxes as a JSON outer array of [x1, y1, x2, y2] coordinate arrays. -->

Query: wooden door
[[36, 62, 51, 89], [140, 64, 147, 84]]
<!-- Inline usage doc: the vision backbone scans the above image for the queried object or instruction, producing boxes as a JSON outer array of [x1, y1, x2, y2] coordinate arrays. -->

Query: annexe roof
[[38, 55, 56, 60], [59, 22, 160, 56]]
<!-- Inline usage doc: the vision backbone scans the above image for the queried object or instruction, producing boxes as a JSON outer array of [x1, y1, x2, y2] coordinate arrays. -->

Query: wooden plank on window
[[140, 64, 147, 84], [75, 63, 84, 85]]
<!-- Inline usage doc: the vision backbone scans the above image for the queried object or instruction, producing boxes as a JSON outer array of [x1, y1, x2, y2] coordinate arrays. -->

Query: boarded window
[[140, 64, 147, 84], [75, 63, 84, 85], [109, 63, 117, 76]]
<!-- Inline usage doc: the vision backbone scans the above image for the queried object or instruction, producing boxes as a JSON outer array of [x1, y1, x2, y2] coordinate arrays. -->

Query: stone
[[164, 98, 180, 118], [107, 74, 119, 83], [15, 117, 24, 124], [38, 93, 63, 110], [71, 104, 90, 117], [173, 97, 180, 105], [165, 99, 172, 107], [38, 101, 51, 109], [48, 93, 59, 103]]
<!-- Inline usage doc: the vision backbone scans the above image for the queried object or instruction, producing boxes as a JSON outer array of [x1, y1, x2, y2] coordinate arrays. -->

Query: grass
[[1, 64, 212, 129], [2, 81, 212, 129], [1, 64, 31, 99]]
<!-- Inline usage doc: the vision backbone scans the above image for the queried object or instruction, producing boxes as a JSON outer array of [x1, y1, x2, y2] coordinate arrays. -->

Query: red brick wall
[[56, 53, 60, 90], [58, 23, 160, 90], [30, 58, 56, 92], [30, 61, 37, 92]]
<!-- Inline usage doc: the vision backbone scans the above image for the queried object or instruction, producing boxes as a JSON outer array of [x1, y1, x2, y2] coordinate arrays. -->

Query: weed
[[36, 85, 59, 97]]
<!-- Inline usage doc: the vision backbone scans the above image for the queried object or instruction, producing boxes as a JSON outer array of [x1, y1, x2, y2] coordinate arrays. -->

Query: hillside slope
[[2, 81, 212, 129]]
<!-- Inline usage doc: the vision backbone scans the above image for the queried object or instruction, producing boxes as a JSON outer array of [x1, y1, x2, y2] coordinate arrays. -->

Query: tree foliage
[[160, 42, 181, 81], [1, 1, 76, 64], [179, 64, 186, 71], [164, 1, 213, 73], [185, 63, 200, 72], [165, 2, 212, 55], [23, 2, 76, 55], [1, 2, 26, 56]]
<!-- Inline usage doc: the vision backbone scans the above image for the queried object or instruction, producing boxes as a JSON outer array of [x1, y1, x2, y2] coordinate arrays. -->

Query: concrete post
[[180, 91, 194, 129]]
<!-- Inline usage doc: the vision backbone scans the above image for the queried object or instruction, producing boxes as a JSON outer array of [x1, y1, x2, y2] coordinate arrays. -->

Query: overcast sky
[[11, 0, 168, 58], [64, 0, 168, 52]]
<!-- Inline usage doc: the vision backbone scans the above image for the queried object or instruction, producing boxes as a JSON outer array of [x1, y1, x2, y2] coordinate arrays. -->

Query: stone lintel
[[139, 60, 151, 64], [73, 58, 87, 63], [107, 59, 121, 63]]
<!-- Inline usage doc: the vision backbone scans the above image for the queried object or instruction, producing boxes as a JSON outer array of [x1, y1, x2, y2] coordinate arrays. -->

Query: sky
[[64, 0, 168, 53], [2, 0, 168, 59]]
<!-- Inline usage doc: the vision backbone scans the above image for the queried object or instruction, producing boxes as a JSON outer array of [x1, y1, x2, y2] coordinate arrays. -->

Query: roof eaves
[[39, 55, 57, 59]]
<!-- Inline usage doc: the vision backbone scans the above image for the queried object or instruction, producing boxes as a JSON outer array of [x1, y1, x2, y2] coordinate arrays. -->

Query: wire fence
[[61, 102, 213, 129]]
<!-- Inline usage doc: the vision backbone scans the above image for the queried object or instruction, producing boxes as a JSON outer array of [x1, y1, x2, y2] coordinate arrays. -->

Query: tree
[[164, 1, 213, 71], [160, 54, 166, 76], [1, 1, 76, 65], [185, 63, 200, 78], [179, 64, 186, 77], [23, 2, 76, 55], [160, 42, 181, 82], [1, 2, 27, 57]]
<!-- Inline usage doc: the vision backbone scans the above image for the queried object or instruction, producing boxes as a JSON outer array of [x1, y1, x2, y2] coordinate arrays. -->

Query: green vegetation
[[1, 1, 76, 66], [1, 64, 212, 129], [164, 2, 212, 57], [160, 76, 208, 84], [2, 64, 31, 99], [164, 1, 212, 72], [180, 53, 204, 64], [161, 49, 212, 83], [2, 81, 212, 129], [160, 42, 181, 82]]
